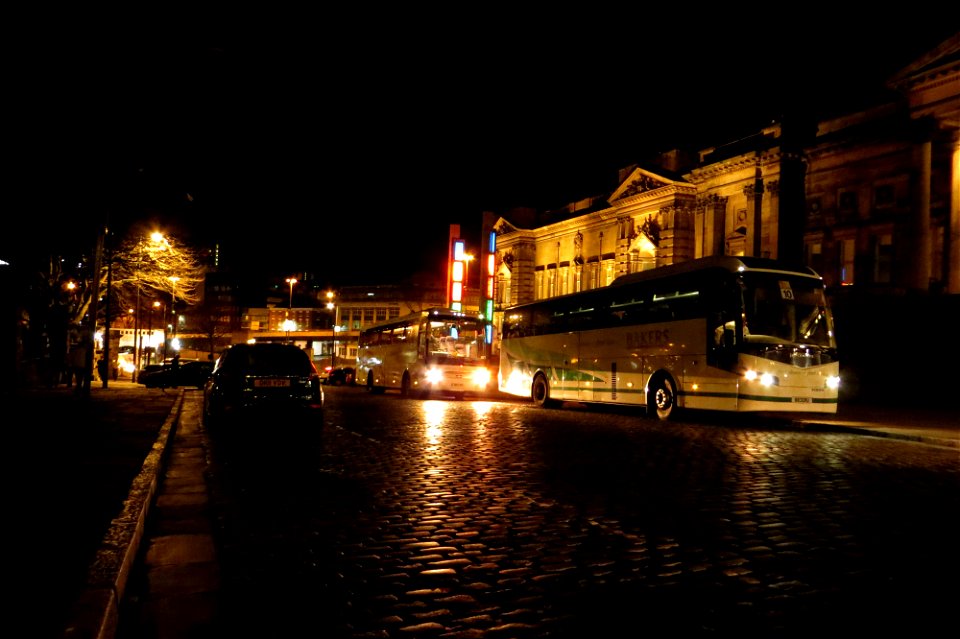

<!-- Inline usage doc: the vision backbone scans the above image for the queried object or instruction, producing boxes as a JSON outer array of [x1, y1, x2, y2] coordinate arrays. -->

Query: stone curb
[[789, 420, 959, 449]]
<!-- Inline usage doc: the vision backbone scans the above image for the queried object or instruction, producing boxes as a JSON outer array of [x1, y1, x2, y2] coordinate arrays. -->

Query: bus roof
[[609, 256, 822, 288], [360, 307, 485, 333]]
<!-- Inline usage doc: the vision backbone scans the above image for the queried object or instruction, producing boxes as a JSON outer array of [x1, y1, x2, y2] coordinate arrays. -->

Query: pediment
[[493, 217, 521, 234], [609, 166, 689, 203], [888, 31, 960, 87]]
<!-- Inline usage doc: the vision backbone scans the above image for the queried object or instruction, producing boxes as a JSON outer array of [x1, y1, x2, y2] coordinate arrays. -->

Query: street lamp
[[133, 232, 164, 380], [168, 276, 180, 361], [148, 300, 160, 366], [286, 278, 297, 310], [326, 291, 337, 368]]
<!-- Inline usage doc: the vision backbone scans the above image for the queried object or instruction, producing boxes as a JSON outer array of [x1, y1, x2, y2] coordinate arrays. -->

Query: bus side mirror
[[723, 326, 735, 348], [713, 321, 736, 350]]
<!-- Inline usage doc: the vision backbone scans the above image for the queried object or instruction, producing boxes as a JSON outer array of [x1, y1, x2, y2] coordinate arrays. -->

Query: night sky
[[6, 13, 955, 286]]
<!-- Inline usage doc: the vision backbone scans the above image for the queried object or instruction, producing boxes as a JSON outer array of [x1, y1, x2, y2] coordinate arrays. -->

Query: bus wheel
[[532, 373, 556, 408], [648, 374, 675, 421]]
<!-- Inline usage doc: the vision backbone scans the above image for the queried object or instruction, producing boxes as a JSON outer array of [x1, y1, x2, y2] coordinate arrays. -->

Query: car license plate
[[255, 378, 290, 388]]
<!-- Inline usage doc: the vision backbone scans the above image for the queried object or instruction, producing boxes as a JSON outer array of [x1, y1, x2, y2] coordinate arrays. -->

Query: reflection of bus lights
[[425, 368, 444, 385], [744, 370, 778, 386], [504, 369, 532, 396]]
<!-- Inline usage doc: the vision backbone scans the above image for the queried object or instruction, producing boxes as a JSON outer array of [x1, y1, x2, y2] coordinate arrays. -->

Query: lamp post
[[286, 277, 297, 310], [133, 240, 143, 382], [326, 291, 337, 368], [148, 300, 160, 366], [156, 301, 166, 361], [127, 308, 135, 379], [132, 233, 164, 381], [168, 276, 180, 361]]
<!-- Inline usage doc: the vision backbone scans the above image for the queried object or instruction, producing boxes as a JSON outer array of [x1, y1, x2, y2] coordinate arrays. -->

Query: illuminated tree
[[69, 225, 205, 328]]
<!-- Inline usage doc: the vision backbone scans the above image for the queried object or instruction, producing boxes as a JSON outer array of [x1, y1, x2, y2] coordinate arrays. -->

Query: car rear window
[[224, 345, 313, 375]]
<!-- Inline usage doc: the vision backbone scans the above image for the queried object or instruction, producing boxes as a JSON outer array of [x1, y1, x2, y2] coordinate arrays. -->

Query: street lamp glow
[[283, 318, 296, 343], [286, 278, 298, 310]]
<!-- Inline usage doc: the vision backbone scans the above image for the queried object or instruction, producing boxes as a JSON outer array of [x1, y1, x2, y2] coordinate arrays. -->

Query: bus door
[[576, 329, 600, 402], [551, 331, 580, 401]]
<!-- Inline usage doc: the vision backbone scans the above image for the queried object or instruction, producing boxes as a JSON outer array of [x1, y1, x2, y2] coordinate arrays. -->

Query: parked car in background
[[139, 359, 213, 389], [321, 365, 355, 386], [202, 343, 324, 426]]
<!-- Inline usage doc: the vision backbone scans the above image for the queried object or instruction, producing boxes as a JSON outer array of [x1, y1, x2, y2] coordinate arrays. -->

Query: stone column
[[948, 133, 960, 293], [913, 139, 932, 291]]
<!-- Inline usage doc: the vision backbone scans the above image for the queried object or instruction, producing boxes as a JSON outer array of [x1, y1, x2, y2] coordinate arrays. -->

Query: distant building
[[493, 33, 958, 309]]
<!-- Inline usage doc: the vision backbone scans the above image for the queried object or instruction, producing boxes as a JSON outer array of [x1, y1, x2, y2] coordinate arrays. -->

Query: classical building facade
[[491, 33, 959, 317]]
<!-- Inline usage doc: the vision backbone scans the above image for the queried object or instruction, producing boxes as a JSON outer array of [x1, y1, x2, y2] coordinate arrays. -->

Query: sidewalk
[[21, 382, 957, 638], [7, 380, 180, 639], [780, 402, 959, 449]]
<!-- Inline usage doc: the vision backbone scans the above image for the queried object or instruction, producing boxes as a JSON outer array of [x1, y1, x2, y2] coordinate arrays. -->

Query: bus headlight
[[472, 367, 491, 388], [826, 375, 840, 390], [425, 368, 443, 385]]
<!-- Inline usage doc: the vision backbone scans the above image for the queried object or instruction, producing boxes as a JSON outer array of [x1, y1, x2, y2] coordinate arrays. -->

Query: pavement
[[10, 379, 956, 639]]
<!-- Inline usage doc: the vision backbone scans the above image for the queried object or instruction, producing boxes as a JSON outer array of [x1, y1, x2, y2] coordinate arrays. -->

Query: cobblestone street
[[201, 389, 960, 637]]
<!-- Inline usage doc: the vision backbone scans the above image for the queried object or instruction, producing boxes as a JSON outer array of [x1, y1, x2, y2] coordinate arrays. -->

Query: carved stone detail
[[620, 174, 667, 198], [696, 193, 728, 208]]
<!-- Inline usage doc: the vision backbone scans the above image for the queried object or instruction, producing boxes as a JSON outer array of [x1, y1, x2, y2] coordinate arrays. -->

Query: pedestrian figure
[[68, 340, 88, 392]]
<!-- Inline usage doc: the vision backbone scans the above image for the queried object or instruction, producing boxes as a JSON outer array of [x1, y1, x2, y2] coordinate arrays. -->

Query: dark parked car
[[321, 365, 355, 386], [202, 343, 324, 426], [139, 359, 213, 389]]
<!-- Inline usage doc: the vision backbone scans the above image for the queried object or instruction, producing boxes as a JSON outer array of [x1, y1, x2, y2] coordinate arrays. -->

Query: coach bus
[[356, 308, 494, 399], [498, 256, 840, 419]]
